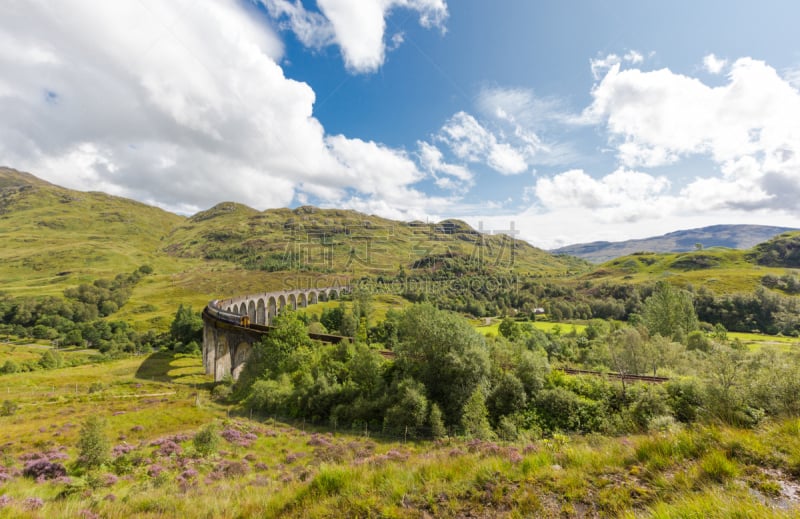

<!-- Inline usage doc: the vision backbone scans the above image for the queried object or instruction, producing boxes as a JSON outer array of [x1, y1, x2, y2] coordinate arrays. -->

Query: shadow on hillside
[[135, 350, 214, 390]]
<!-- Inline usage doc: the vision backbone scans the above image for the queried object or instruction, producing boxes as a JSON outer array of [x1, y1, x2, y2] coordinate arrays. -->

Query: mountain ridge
[[552, 224, 798, 263]]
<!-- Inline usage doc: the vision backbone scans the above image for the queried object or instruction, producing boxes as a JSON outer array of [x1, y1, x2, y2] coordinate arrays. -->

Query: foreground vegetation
[[2, 352, 800, 518]]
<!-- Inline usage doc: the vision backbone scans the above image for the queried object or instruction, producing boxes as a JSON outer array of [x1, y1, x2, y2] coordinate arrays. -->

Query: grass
[[299, 293, 409, 323], [582, 248, 790, 294], [473, 319, 587, 337], [726, 331, 800, 352], [3, 351, 800, 517]]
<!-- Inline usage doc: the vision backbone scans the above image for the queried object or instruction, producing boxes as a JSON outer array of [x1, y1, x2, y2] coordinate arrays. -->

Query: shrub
[[23, 459, 67, 480], [0, 400, 18, 417], [429, 403, 447, 439], [310, 466, 350, 496], [39, 349, 64, 369], [88, 382, 105, 394], [211, 384, 232, 401], [193, 423, 220, 457], [0, 360, 19, 374], [77, 415, 110, 469]]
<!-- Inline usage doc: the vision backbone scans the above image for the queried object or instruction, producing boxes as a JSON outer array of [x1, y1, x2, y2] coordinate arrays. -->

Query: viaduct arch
[[202, 286, 351, 382]]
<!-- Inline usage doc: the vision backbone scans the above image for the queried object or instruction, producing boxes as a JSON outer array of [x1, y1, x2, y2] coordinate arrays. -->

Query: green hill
[[0, 168, 589, 327], [580, 239, 799, 295], [4, 167, 799, 332], [0, 167, 184, 294], [163, 203, 586, 278]]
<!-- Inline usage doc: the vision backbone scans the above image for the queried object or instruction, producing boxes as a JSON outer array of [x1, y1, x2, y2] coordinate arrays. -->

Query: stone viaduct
[[202, 285, 350, 382]]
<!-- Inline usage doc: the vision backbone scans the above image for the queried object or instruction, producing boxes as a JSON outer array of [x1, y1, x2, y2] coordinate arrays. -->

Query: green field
[[473, 319, 587, 337], [2, 354, 800, 517]]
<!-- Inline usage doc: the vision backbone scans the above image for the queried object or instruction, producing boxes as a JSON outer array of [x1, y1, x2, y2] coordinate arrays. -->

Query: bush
[[0, 360, 19, 374], [193, 423, 220, 457], [429, 403, 447, 439], [39, 349, 64, 369], [88, 382, 106, 394], [23, 459, 67, 480], [0, 400, 18, 416], [211, 383, 233, 401], [77, 415, 110, 469], [175, 340, 200, 355]]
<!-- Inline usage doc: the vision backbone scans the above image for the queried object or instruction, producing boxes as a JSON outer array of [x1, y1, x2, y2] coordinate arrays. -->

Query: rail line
[[559, 367, 669, 383]]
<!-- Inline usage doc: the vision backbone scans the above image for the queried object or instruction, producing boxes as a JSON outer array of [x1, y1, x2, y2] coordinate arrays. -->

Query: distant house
[[533, 308, 545, 314]]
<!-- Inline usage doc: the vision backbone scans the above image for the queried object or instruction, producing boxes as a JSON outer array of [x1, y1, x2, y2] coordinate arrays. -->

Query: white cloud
[[261, 0, 335, 49], [262, 0, 448, 73], [437, 111, 528, 175], [417, 141, 473, 187], [624, 50, 644, 64], [0, 0, 450, 219], [326, 134, 424, 200], [586, 57, 800, 214], [535, 168, 670, 214], [785, 67, 800, 90], [591, 50, 646, 80], [703, 53, 727, 74]]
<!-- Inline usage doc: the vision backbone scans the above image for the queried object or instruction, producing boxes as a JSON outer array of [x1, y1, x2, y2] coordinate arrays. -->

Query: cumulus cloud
[[417, 141, 473, 192], [534, 168, 671, 221], [703, 53, 727, 74], [262, 0, 448, 73], [590, 50, 647, 80], [261, 0, 335, 49], [437, 112, 529, 175], [0, 0, 449, 219], [585, 57, 800, 215]]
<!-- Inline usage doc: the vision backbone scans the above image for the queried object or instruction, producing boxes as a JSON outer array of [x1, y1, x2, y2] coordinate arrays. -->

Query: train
[[205, 300, 251, 328]]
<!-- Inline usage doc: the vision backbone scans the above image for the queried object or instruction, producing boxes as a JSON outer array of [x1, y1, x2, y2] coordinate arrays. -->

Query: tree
[[704, 343, 758, 425], [395, 304, 490, 426], [320, 305, 344, 334], [461, 388, 493, 439], [429, 403, 447, 439], [498, 317, 521, 341], [486, 372, 527, 425], [170, 305, 203, 345], [383, 378, 429, 436], [39, 350, 64, 369], [642, 281, 699, 342], [607, 327, 655, 396], [77, 415, 110, 469], [236, 312, 311, 391]]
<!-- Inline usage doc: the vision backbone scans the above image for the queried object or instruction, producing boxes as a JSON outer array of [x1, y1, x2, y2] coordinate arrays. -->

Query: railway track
[[559, 367, 669, 383], [375, 351, 668, 383]]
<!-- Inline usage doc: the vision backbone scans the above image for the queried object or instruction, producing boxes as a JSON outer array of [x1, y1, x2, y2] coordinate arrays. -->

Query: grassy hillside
[[163, 203, 587, 278], [581, 246, 794, 294], [0, 169, 590, 330], [0, 168, 184, 292]]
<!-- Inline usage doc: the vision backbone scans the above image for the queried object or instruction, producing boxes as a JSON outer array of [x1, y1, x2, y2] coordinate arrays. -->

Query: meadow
[[2, 347, 800, 517]]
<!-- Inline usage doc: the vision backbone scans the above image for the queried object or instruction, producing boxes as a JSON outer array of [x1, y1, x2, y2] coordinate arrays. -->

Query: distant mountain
[[552, 225, 798, 263]]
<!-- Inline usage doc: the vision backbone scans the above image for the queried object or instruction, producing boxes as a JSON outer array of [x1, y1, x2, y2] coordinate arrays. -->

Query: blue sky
[[2, 1, 800, 247]]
